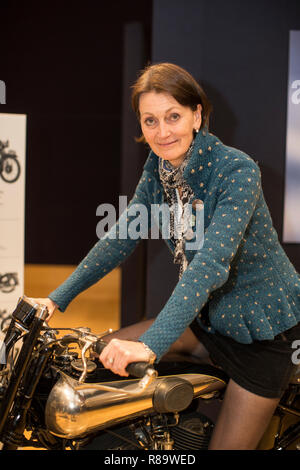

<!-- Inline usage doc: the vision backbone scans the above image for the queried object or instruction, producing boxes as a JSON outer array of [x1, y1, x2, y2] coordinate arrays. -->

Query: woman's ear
[[194, 104, 202, 131]]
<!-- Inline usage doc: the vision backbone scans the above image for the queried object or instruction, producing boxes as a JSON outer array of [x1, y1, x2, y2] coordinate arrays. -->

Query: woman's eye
[[169, 113, 180, 121], [144, 117, 155, 126]]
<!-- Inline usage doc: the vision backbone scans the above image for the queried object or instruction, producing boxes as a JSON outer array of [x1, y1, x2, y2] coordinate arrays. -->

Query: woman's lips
[[157, 140, 178, 147]]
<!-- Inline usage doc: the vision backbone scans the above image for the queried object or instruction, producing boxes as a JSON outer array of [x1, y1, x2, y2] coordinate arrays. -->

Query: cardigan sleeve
[[48, 171, 151, 311], [139, 157, 262, 360]]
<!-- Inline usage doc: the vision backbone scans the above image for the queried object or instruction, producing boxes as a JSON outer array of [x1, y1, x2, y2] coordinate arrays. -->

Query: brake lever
[[78, 338, 94, 383]]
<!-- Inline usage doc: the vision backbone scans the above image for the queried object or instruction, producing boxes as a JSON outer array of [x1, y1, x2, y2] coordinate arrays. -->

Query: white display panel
[[283, 31, 300, 243], [0, 113, 26, 318]]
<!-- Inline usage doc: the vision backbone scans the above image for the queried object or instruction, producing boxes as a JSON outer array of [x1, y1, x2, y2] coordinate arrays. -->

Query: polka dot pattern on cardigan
[[49, 129, 300, 361]]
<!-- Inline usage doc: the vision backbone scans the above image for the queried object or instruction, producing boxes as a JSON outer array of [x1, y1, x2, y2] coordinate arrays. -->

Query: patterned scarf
[[158, 142, 195, 279]]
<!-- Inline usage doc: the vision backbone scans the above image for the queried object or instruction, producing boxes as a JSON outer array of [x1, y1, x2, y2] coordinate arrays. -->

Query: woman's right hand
[[27, 297, 58, 323]]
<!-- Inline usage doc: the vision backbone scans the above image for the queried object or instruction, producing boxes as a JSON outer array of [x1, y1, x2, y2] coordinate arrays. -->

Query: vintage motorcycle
[[0, 140, 21, 184], [0, 296, 300, 451]]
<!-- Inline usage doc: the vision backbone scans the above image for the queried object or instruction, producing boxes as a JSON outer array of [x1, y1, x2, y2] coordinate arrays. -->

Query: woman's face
[[139, 91, 202, 167]]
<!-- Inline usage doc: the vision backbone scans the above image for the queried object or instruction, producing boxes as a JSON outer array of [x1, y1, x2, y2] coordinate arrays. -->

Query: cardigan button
[[192, 199, 204, 210], [184, 228, 195, 240]]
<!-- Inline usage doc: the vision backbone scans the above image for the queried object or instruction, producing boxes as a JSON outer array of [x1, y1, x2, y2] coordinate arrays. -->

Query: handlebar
[[94, 339, 156, 379], [40, 323, 157, 380]]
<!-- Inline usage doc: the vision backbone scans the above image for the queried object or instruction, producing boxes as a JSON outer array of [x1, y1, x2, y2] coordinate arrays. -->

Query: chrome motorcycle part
[[71, 359, 97, 374], [154, 431, 174, 450], [45, 370, 225, 439], [152, 377, 194, 413], [77, 338, 94, 382]]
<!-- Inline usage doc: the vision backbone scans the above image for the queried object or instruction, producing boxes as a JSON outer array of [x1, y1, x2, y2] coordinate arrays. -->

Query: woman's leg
[[102, 319, 212, 360], [208, 379, 280, 450]]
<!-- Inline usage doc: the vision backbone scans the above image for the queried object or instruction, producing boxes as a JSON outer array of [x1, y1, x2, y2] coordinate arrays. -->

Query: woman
[[33, 63, 300, 449]]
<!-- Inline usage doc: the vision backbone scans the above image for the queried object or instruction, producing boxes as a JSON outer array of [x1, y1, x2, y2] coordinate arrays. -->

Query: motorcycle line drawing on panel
[[0, 296, 300, 451], [0, 140, 21, 184], [0, 273, 19, 294]]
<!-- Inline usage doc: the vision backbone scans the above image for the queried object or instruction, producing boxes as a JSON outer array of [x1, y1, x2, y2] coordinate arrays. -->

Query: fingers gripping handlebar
[[44, 327, 157, 381], [94, 339, 156, 378]]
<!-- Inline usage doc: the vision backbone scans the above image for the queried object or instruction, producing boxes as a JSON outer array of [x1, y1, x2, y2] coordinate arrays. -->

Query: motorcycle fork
[[0, 307, 48, 448], [1, 346, 53, 450]]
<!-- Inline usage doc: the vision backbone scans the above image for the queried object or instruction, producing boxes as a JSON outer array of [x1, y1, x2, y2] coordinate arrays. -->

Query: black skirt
[[190, 306, 300, 398]]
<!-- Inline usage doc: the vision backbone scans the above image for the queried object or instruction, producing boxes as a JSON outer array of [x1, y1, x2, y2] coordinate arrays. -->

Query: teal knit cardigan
[[49, 129, 300, 361]]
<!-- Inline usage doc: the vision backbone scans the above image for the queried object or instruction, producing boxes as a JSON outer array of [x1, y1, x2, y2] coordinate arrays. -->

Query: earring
[[194, 128, 199, 133]]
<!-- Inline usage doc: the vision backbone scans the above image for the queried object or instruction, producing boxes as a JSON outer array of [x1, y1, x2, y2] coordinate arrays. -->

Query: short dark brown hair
[[131, 62, 212, 134]]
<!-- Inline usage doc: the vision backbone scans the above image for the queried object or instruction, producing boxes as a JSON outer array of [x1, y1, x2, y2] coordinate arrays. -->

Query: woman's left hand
[[99, 338, 155, 377]]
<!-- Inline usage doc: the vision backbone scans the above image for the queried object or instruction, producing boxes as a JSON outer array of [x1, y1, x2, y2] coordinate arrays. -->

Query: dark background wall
[[0, 0, 152, 265], [1, 0, 299, 326], [146, 0, 300, 319]]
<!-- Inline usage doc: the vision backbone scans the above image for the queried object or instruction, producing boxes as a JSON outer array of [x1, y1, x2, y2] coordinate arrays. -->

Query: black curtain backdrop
[[0, 1, 152, 265], [146, 0, 300, 319]]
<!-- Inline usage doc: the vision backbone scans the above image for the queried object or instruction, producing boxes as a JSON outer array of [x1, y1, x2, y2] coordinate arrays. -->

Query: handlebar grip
[[94, 339, 155, 378], [125, 361, 154, 378], [94, 339, 107, 355]]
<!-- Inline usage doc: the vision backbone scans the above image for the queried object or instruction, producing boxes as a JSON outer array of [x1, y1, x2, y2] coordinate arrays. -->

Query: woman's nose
[[157, 121, 171, 138]]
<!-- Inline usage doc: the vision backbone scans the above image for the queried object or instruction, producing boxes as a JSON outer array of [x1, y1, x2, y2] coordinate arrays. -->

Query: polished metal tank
[[45, 370, 226, 439]]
